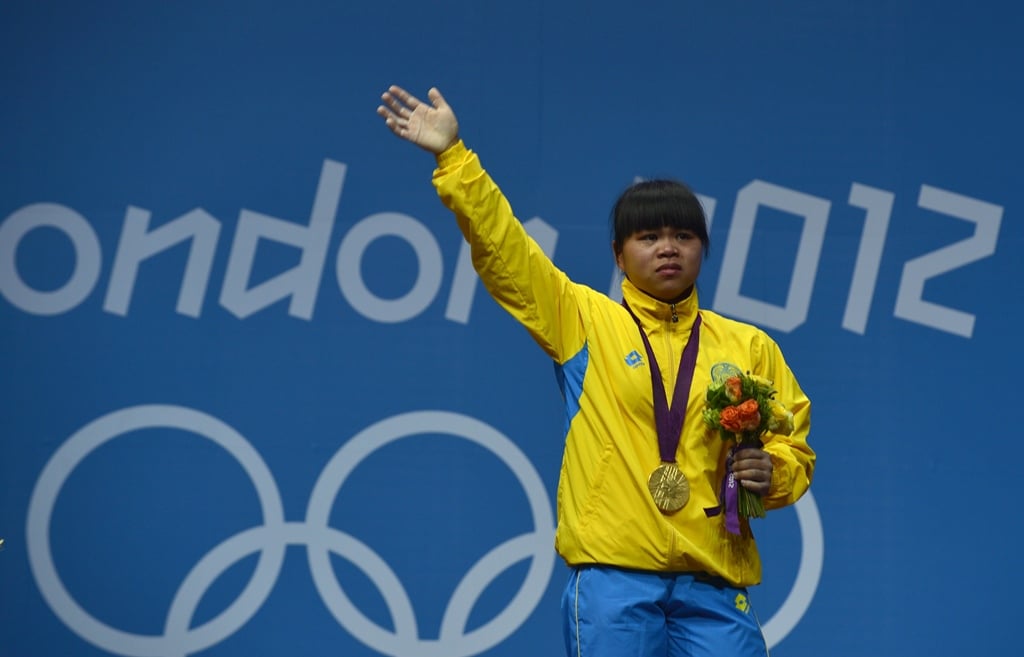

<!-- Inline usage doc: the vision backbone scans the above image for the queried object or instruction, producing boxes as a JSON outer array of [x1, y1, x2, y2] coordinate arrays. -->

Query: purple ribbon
[[704, 447, 741, 535], [622, 303, 702, 464]]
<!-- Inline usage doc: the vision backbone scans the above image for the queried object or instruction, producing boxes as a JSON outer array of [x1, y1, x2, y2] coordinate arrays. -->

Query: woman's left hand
[[732, 447, 773, 495]]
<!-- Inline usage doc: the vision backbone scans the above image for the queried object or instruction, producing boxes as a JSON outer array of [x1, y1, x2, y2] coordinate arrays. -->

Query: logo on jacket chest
[[710, 362, 743, 383], [624, 350, 645, 369]]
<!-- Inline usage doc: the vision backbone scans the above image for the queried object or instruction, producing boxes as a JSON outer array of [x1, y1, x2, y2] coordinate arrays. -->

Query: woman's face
[[615, 226, 703, 302]]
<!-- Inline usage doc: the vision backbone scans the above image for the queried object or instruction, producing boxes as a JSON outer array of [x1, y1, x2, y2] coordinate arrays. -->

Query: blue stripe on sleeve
[[553, 342, 589, 439]]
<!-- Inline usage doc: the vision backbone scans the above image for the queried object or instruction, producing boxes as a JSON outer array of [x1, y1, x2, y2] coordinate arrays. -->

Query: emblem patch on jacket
[[710, 362, 742, 384], [624, 350, 644, 368]]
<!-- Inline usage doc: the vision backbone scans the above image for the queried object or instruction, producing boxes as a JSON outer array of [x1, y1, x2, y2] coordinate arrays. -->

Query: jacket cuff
[[435, 139, 468, 169]]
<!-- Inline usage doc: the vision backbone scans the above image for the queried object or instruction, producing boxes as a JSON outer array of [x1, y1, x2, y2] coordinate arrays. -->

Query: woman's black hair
[[610, 179, 710, 256]]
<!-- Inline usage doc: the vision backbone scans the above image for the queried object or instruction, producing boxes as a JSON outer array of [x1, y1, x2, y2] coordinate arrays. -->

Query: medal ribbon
[[704, 447, 742, 535], [622, 303, 702, 463]]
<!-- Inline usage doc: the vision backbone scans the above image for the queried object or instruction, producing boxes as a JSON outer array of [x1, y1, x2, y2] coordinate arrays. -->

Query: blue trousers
[[561, 566, 769, 657]]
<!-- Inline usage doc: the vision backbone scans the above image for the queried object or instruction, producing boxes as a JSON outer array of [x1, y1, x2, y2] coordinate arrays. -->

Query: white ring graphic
[[26, 405, 287, 657], [26, 406, 555, 657], [762, 492, 824, 648], [306, 411, 555, 657], [24, 405, 288, 654]]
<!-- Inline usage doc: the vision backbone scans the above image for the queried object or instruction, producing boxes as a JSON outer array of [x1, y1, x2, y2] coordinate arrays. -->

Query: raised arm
[[376, 84, 590, 362], [377, 85, 460, 154]]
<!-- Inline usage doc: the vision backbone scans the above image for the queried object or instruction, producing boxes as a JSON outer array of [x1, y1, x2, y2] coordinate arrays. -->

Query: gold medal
[[648, 462, 690, 513]]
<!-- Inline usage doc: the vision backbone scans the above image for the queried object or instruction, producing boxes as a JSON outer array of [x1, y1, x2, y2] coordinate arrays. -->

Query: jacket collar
[[621, 278, 700, 327]]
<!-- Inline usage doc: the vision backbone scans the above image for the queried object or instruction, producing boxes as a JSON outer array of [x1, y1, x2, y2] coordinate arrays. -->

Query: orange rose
[[719, 399, 761, 433], [724, 376, 744, 402]]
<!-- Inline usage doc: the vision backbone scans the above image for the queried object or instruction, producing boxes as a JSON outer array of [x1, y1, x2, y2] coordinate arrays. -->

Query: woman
[[377, 85, 814, 657]]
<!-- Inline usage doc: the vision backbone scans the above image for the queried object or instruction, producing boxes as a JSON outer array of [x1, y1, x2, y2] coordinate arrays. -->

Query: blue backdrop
[[2, 2, 1020, 656]]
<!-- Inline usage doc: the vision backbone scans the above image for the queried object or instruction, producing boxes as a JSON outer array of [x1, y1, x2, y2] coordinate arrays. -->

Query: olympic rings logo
[[27, 406, 556, 657], [26, 404, 822, 656]]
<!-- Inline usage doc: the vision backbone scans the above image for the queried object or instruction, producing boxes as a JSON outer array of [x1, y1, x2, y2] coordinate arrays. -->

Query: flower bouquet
[[702, 372, 794, 527]]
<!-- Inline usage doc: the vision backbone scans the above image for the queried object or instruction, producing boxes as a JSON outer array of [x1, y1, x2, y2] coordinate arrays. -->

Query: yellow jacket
[[434, 141, 814, 586]]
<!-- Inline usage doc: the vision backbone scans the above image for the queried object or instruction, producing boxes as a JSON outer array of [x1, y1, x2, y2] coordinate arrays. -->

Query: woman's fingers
[[377, 84, 457, 153], [385, 85, 424, 113]]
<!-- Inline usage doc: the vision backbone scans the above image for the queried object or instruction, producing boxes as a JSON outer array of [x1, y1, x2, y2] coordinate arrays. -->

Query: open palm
[[377, 85, 459, 154]]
